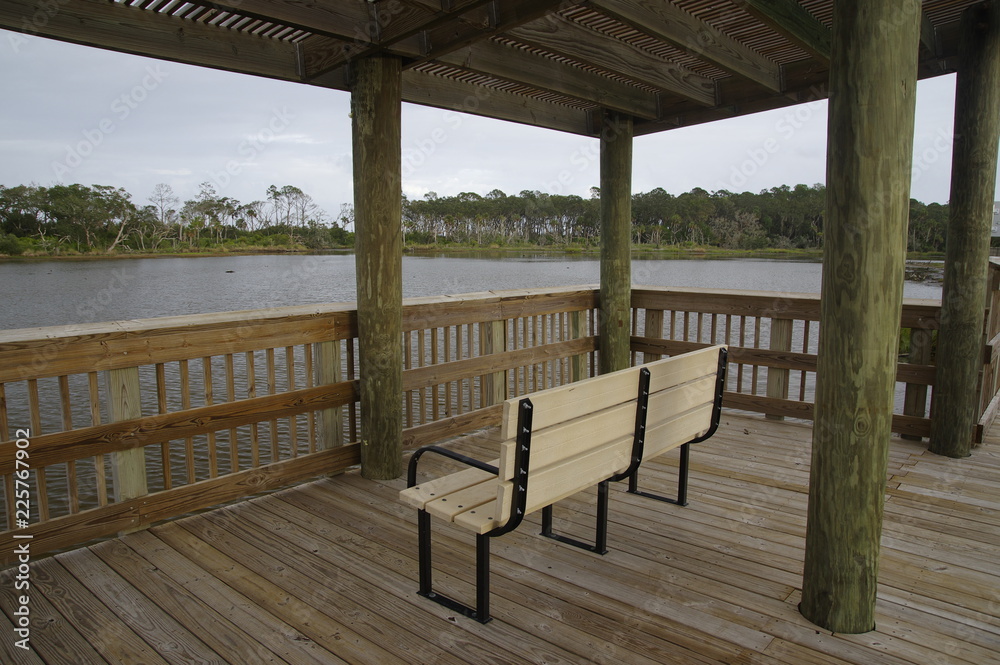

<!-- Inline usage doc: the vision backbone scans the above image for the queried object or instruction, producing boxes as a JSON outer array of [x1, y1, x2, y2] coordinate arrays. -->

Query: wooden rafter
[[0, 0, 301, 81], [507, 14, 717, 107], [730, 0, 831, 63], [400, 69, 593, 135], [304, 0, 578, 82], [435, 39, 661, 119], [590, 0, 783, 92]]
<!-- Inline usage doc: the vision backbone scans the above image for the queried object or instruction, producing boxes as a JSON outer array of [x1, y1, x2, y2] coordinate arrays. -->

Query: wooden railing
[[976, 259, 1000, 440], [6, 275, 1000, 566], [630, 288, 941, 438], [0, 287, 597, 565]]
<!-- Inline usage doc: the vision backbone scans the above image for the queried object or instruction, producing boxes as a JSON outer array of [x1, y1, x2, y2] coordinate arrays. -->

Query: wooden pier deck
[[2, 412, 998, 665]]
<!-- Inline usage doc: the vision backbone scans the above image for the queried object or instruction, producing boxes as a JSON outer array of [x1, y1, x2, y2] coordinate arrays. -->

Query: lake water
[[0, 253, 942, 330]]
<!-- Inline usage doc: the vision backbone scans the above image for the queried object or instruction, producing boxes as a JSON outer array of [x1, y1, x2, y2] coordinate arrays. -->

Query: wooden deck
[[2, 412, 998, 665]]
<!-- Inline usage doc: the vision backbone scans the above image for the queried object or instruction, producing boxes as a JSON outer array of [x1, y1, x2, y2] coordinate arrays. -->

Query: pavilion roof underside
[[0, 0, 981, 136]]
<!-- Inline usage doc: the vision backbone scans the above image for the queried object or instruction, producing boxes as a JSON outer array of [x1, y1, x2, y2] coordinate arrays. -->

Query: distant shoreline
[[0, 245, 946, 264]]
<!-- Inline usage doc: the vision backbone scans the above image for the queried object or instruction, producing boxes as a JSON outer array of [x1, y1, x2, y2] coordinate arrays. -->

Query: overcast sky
[[2, 27, 993, 222]]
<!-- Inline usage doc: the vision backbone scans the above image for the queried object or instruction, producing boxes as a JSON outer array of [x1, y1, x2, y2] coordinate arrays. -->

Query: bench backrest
[[490, 345, 726, 528]]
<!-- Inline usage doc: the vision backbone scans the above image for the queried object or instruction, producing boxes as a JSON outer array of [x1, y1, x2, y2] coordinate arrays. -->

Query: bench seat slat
[[425, 480, 499, 522], [454, 480, 512, 534], [399, 461, 499, 510]]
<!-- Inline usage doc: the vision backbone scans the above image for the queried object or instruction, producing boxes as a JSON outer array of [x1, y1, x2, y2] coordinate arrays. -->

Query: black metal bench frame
[[405, 347, 728, 623]]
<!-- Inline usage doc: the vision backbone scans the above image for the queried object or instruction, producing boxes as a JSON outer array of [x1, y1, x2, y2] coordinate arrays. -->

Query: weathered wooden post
[[352, 55, 403, 480], [902, 328, 933, 440], [930, 1, 1000, 459], [800, 0, 920, 633], [643, 309, 665, 362], [599, 111, 633, 375], [480, 320, 508, 406], [104, 367, 147, 532], [315, 340, 344, 449], [765, 318, 793, 420]]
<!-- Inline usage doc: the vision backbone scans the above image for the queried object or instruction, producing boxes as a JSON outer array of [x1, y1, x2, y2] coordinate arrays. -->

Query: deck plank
[[152, 520, 398, 665], [88, 538, 290, 665], [29, 557, 170, 664], [2, 412, 998, 665], [0, 563, 109, 665], [124, 529, 342, 665]]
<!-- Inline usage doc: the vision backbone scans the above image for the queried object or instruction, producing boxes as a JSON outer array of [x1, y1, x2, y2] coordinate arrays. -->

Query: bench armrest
[[406, 445, 500, 488]]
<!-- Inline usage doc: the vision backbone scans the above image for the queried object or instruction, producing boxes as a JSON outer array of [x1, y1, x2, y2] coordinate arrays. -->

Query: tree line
[[0, 181, 950, 256], [0, 182, 352, 256], [404, 184, 949, 252]]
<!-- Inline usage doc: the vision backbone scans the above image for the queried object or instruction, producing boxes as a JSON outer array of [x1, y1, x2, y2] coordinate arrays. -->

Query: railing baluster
[[286, 346, 298, 458], [226, 353, 241, 466], [246, 351, 260, 468], [88, 372, 108, 506], [203, 357, 218, 476], [266, 349, 278, 463], [58, 375, 79, 514], [431, 328, 440, 421], [155, 363, 171, 491]]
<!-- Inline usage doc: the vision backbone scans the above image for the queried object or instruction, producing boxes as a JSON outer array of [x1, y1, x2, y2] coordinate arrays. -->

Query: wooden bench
[[399, 344, 728, 623]]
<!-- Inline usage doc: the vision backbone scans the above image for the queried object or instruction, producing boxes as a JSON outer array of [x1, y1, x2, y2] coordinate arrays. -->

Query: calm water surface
[[0, 253, 942, 330]]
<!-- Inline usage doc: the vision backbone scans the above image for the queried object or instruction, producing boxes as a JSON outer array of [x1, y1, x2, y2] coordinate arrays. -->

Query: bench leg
[[476, 534, 490, 622], [540, 480, 610, 555], [417, 509, 433, 595], [628, 442, 691, 506], [415, 509, 494, 624]]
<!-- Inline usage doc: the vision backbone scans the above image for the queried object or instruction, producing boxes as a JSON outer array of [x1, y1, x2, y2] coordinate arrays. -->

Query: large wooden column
[[800, 0, 920, 634], [352, 55, 403, 480], [599, 111, 633, 375], [930, 1, 1000, 459]]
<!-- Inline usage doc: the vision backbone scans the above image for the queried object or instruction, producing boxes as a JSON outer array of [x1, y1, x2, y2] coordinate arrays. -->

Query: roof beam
[[401, 69, 593, 135], [436, 39, 661, 119], [156, 0, 376, 42], [507, 14, 716, 107], [409, 0, 577, 61], [304, 0, 575, 81], [0, 0, 299, 81], [589, 0, 783, 92], [730, 0, 831, 63], [920, 7, 941, 56]]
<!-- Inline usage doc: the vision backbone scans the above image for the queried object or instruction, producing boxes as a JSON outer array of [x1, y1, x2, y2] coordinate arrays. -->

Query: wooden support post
[[480, 320, 508, 406], [643, 309, 665, 362], [929, 1, 1000, 458], [352, 55, 403, 480], [902, 328, 933, 440], [569, 310, 588, 382], [599, 111, 633, 375], [800, 0, 920, 635], [104, 367, 147, 510], [315, 340, 343, 450], [765, 318, 793, 420]]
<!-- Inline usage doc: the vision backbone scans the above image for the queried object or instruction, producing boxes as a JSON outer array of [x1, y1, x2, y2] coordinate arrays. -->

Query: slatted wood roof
[[0, 0, 980, 136]]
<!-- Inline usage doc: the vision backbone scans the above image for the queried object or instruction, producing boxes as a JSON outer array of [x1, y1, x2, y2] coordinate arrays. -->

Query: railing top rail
[[632, 286, 940, 327], [0, 286, 601, 382]]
